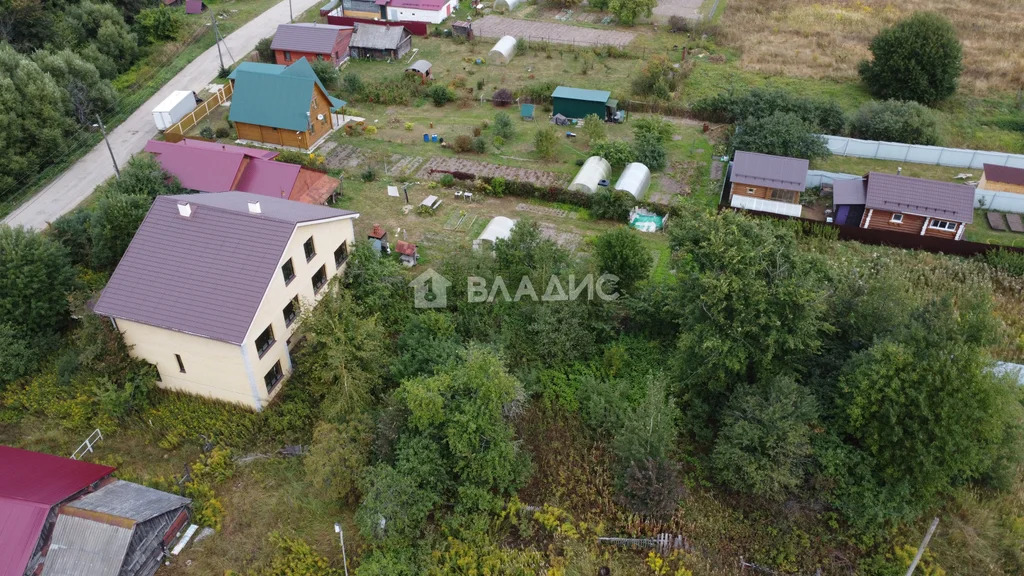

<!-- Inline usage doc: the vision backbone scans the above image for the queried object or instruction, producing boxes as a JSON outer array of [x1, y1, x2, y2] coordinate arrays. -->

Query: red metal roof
[[983, 163, 1024, 187], [0, 446, 114, 576]]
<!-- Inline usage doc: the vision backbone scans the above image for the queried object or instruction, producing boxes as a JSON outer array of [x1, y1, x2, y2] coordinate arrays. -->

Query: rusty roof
[[864, 172, 975, 224]]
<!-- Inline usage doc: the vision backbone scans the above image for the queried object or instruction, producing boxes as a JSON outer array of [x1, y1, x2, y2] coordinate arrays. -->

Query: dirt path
[[470, 16, 636, 47], [416, 157, 568, 188], [652, 0, 703, 21]]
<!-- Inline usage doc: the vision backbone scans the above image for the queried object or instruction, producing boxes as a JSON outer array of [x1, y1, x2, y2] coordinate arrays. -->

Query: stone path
[[416, 157, 567, 187], [470, 15, 635, 47]]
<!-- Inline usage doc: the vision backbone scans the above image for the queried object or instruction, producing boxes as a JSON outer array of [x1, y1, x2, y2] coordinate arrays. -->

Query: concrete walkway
[[3, 0, 322, 230]]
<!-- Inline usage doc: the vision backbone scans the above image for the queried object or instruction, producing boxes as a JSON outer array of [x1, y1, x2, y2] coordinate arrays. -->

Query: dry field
[[719, 0, 1024, 94]]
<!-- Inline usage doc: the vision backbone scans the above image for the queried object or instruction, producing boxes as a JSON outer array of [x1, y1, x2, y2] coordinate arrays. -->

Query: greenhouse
[[494, 0, 523, 10], [488, 36, 517, 64], [474, 216, 517, 250], [569, 156, 611, 195], [613, 162, 651, 200]]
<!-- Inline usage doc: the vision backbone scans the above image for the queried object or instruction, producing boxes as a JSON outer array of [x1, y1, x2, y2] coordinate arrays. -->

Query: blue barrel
[[423, 133, 429, 142], [431, 134, 438, 143]]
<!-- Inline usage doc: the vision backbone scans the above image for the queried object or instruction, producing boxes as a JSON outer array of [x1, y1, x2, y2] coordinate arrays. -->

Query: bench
[[987, 212, 1008, 231]]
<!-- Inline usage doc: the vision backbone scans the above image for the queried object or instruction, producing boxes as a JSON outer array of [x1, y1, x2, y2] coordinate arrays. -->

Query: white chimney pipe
[[248, 201, 262, 214], [178, 202, 192, 217]]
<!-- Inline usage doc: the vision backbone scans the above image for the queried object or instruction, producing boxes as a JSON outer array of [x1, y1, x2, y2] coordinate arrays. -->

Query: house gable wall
[[860, 208, 962, 239], [730, 182, 801, 204]]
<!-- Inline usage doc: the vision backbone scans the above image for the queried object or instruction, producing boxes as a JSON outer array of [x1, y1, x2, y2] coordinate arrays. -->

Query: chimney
[[178, 202, 192, 217], [248, 201, 262, 214], [372, 224, 383, 237]]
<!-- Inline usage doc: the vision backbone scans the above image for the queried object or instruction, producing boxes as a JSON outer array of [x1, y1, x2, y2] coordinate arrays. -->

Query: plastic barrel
[[423, 133, 429, 142], [431, 134, 438, 142]]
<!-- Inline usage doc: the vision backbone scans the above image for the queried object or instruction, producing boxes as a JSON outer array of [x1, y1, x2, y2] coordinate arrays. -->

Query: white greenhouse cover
[[569, 156, 611, 195], [474, 216, 517, 249], [488, 36, 517, 64], [614, 162, 651, 200], [494, 0, 522, 11]]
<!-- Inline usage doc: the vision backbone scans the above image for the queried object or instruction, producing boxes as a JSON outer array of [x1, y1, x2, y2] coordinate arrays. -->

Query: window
[[255, 324, 276, 358], [304, 237, 316, 261], [929, 220, 958, 231], [746, 187, 756, 195], [264, 361, 283, 393], [284, 51, 291, 61], [890, 213, 904, 224], [312, 265, 328, 293], [175, 354, 185, 373], [334, 241, 349, 267], [283, 296, 299, 327], [281, 258, 295, 284]]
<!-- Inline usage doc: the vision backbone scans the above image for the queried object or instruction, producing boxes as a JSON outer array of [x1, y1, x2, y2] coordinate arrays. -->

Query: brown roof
[[983, 163, 1024, 187], [832, 178, 866, 206], [732, 151, 809, 193], [93, 193, 358, 344], [864, 172, 974, 224], [395, 240, 417, 256], [270, 23, 351, 54]]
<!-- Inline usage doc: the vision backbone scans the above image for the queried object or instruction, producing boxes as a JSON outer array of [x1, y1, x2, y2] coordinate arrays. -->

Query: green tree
[[632, 116, 673, 143], [849, 99, 939, 145], [691, 86, 846, 134], [591, 139, 634, 169], [255, 37, 275, 63], [633, 132, 666, 171], [731, 111, 831, 160], [593, 227, 652, 291], [32, 49, 117, 125], [427, 83, 455, 106], [88, 192, 151, 270], [0, 322, 43, 391], [492, 111, 515, 140], [106, 153, 183, 198], [305, 416, 373, 503], [95, 18, 139, 73], [356, 462, 440, 544], [533, 126, 558, 160], [133, 5, 183, 44], [343, 241, 410, 329], [0, 226, 74, 336], [858, 12, 963, 104], [608, 0, 656, 26], [581, 113, 606, 146], [311, 59, 340, 89], [711, 376, 818, 500], [391, 311, 464, 381], [630, 57, 677, 99], [494, 218, 567, 279], [590, 188, 635, 221]]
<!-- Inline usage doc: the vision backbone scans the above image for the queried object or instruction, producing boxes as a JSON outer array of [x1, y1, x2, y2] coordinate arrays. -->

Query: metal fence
[[822, 135, 1024, 170]]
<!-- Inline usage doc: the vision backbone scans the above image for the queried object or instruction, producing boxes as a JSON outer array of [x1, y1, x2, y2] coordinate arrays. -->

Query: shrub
[[255, 36, 275, 63], [343, 72, 364, 95], [361, 167, 377, 182], [983, 249, 1024, 277], [311, 59, 340, 88], [134, 6, 183, 44], [404, 122, 414, 130], [590, 188, 635, 221], [691, 87, 846, 134], [199, 125, 214, 139], [472, 126, 482, 137], [439, 174, 456, 187], [365, 125, 377, 135], [493, 112, 515, 140], [453, 134, 474, 153], [492, 88, 513, 107], [732, 112, 832, 160], [493, 136, 505, 147], [472, 137, 487, 153], [215, 126, 230, 138], [591, 139, 634, 169], [275, 150, 326, 171], [631, 56, 679, 100], [534, 127, 557, 159], [217, 66, 230, 79], [849, 99, 940, 145], [633, 132, 666, 172], [427, 84, 455, 106], [581, 113, 606, 145], [519, 81, 558, 104], [859, 12, 963, 104], [594, 227, 651, 289]]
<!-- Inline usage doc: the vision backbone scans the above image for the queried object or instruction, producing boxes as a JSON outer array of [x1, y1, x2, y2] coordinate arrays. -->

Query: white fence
[[822, 135, 1024, 170], [975, 188, 1024, 214]]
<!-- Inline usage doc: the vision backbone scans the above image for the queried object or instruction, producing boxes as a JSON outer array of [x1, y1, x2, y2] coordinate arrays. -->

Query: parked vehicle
[[152, 91, 198, 131]]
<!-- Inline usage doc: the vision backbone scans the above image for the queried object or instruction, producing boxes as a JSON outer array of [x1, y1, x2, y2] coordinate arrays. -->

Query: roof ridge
[[163, 194, 298, 224]]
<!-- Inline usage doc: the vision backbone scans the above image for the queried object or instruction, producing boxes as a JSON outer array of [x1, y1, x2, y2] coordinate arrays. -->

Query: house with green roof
[[228, 59, 347, 150], [551, 86, 617, 121]]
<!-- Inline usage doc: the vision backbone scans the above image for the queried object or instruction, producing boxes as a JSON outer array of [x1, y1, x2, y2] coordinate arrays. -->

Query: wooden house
[[227, 59, 346, 150], [727, 151, 808, 218], [271, 23, 353, 67], [833, 172, 975, 240], [348, 23, 412, 60]]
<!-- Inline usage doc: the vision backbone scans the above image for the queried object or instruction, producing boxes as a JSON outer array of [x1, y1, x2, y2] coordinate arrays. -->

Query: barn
[[349, 22, 413, 60], [551, 86, 615, 120]]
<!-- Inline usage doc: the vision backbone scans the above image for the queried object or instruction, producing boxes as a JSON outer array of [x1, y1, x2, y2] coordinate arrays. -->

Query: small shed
[[494, 0, 522, 10], [520, 103, 534, 121], [474, 216, 516, 250], [569, 156, 611, 195], [488, 36, 516, 64], [614, 162, 651, 200], [349, 23, 413, 60], [551, 86, 615, 120], [406, 59, 432, 80], [396, 240, 418, 267], [368, 223, 390, 254], [452, 21, 473, 39]]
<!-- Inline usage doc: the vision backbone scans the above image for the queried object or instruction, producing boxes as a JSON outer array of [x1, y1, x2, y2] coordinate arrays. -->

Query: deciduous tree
[[593, 227, 652, 291], [0, 225, 74, 336], [731, 111, 831, 160], [858, 12, 963, 104]]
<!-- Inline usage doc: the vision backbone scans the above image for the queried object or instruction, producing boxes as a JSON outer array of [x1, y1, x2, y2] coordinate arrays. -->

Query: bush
[[534, 127, 557, 159], [343, 72, 364, 95], [472, 137, 487, 153], [492, 88, 513, 107], [633, 133, 666, 172], [311, 59, 340, 88], [453, 134, 474, 153], [982, 248, 1024, 277], [215, 126, 230, 139], [591, 139, 634, 169], [275, 150, 326, 171], [581, 113, 605, 145], [255, 36, 275, 63], [732, 112, 832, 160], [427, 84, 456, 106], [519, 81, 558, 104], [493, 112, 515, 140], [217, 66, 230, 79], [134, 6, 183, 44], [590, 188, 635, 221], [849, 99, 940, 145], [859, 12, 963, 104], [594, 227, 651, 289], [199, 125, 214, 139], [631, 56, 679, 100], [472, 126, 482, 137], [361, 167, 377, 182], [405, 122, 414, 130], [691, 87, 846, 134]]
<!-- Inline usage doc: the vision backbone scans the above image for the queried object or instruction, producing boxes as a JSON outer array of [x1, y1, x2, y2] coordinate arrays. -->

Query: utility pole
[[95, 114, 120, 179], [904, 517, 940, 576], [289, 0, 293, 22], [334, 523, 349, 576], [211, 11, 224, 71]]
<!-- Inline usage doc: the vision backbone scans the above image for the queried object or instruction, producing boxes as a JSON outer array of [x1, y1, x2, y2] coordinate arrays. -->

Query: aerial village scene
[[2, 0, 1024, 574]]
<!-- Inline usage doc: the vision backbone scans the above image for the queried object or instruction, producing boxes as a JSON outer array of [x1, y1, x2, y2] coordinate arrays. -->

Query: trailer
[[152, 90, 198, 131]]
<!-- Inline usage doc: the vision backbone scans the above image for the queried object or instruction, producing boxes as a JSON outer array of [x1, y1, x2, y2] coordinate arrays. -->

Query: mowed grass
[[718, 0, 1024, 95]]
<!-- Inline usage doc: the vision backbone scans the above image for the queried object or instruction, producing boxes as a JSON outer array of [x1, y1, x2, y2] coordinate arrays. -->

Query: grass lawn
[[809, 155, 973, 182], [965, 209, 1024, 248]]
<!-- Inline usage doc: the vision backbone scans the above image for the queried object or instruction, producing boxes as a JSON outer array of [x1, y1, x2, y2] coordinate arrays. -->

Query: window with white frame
[[890, 213, 903, 223], [929, 220, 958, 231]]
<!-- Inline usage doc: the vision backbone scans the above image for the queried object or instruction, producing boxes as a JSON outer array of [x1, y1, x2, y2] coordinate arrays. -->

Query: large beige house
[[94, 192, 359, 410]]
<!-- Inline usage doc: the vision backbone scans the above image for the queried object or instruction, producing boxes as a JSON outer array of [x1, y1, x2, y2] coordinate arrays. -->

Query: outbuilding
[[474, 216, 516, 250], [271, 23, 353, 67], [569, 156, 611, 195], [551, 86, 616, 120], [405, 59, 432, 80], [614, 162, 651, 200], [349, 22, 413, 60], [488, 36, 516, 64], [493, 0, 522, 10]]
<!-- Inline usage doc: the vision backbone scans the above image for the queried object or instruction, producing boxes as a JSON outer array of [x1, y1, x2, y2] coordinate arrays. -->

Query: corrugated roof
[[227, 62, 284, 80], [40, 515, 132, 576], [378, 0, 449, 9], [67, 480, 189, 523], [271, 23, 350, 54], [147, 138, 278, 159], [93, 193, 358, 344], [228, 59, 336, 131], [864, 172, 975, 224], [146, 143, 246, 192], [832, 178, 866, 205], [349, 23, 408, 51], [406, 59, 431, 74], [0, 447, 115, 576], [732, 151, 809, 193], [983, 163, 1024, 186], [551, 86, 611, 103]]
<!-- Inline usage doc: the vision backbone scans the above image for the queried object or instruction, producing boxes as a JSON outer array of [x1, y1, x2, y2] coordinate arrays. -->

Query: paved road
[[3, 0, 321, 230]]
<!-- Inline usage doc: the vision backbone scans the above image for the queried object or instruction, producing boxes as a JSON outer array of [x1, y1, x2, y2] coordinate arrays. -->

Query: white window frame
[[746, 187, 756, 195], [890, 213, 903, 223], [929, 220, 958, 231]]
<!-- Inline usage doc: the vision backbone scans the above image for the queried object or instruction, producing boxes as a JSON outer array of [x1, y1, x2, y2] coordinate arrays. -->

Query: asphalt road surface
[[3, 0, 322, 230]]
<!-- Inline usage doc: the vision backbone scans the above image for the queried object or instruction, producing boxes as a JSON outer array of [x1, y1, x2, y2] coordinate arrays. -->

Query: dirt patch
[[324, 144, 424, 177], [470, 16, 636, 47], [652, 0, 703, 21], [516, 203, 575, 219], [540, 222, 582, 251], [416, 157, 568, 188]]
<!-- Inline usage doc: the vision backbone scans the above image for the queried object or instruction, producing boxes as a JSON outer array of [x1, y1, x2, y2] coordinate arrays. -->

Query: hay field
[[719, 0, 1024, 94]]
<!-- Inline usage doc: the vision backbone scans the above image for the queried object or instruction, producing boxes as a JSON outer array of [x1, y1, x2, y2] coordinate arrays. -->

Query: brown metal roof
[[93, 192, 358, 344], [864, 172, 975, 224], [983, 163, 1024, 186], [270, 23, 351, 54], [731, 151, 809, 193]]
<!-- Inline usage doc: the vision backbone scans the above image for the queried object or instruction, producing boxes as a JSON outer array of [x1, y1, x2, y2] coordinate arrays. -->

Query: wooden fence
[[164, 82, 233, 143]]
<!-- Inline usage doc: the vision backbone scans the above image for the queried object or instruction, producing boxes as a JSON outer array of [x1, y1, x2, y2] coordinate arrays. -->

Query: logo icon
[[409, 268, 452, 309]]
